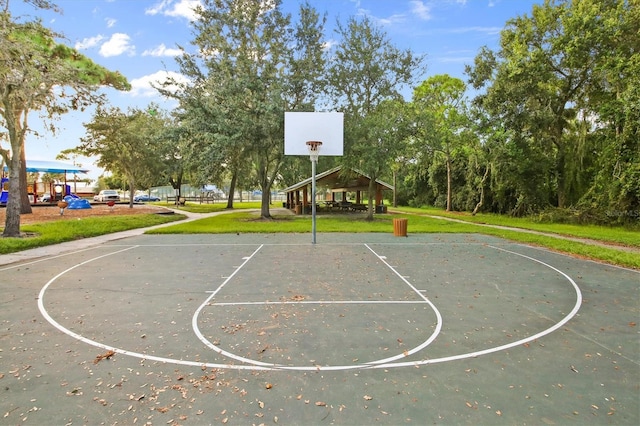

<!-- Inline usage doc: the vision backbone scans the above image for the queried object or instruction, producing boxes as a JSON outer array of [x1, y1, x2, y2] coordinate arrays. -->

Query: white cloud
[[105, 18, 116, 28], [75, 35, 104, 50], [375, 13, 406, 26], [410, 1, 432, 21], [99, 33, 135, 57], [146, 0, 201, 21], [129, 70, 190, 97], [142, 43, 183, 57]]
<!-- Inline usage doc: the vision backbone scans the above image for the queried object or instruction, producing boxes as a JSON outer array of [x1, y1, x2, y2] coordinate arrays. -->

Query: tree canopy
[[1, 6, 129, 236]]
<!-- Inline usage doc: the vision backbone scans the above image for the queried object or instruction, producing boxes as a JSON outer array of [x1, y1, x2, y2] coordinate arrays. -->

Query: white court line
[[37, 245, 273, 371], [191, 245, 278, 368], [366, 244, 583, 369], [192, 244, 442, 370], [211, 300, 428, 306], [362, 244, 442, 365], [36, 242, 584, 371]]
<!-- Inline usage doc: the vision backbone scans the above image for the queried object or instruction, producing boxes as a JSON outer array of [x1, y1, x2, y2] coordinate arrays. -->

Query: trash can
[[393, 218, 408, 236]]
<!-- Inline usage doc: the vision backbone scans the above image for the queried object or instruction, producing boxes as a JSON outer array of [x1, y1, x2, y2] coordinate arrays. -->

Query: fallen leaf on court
[[496, 410, 502, 416], [364, 395, 373, 400], [93, 350, 115, 364], [570, 365, 579, 373], [265, 383, 273, 389], [156, 407, 170, 413], [259, 401, 265, 408], [629, 322, 636, 327], [315, 401, 326, 406]]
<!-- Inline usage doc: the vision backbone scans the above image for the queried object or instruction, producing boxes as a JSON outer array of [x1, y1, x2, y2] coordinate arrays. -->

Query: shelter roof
[[4, 160, 89, 174], [281, 166, 393, 193]]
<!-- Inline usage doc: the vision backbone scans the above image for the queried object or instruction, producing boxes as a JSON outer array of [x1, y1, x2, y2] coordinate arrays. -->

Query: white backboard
[[284, 112, 344, 156]]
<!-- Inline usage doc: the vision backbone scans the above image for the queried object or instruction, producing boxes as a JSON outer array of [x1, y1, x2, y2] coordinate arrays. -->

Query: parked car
[[94, 189, 120, 202], [39, 193, 52, 203], [134, 194, 160, 202]]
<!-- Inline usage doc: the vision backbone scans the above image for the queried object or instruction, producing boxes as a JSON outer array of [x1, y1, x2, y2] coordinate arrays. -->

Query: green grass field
[[1, 201, 638, 269]]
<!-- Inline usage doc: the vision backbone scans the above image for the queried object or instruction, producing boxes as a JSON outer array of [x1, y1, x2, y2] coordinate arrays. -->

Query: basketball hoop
[[306, 140, 322, 162]]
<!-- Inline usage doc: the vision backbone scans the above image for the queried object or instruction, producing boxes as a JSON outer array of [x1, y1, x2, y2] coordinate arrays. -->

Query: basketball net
[[306, 141, 322, 162]]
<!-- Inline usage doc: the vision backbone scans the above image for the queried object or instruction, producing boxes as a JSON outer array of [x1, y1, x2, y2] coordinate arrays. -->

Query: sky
[[9, 0, 542, 182]]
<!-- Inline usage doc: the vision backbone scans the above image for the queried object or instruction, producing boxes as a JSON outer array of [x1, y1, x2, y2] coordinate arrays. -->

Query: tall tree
[[579, 0, 640, 222], [0, 8, 129, 237], [159, 0, 326, 217], [466, 0, 629, 213], [327, 15, 423, 218], [412, 75, 469, 212], [66, 106, 165, 207]]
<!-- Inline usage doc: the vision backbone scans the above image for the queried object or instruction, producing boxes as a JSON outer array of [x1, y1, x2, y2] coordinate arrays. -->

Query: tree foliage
[[327, 15, 423, 219], [66, 106, 165, 207], [0, 6, 129, 236], [412, 75, 470, 211], [158, 0, 326, 217], [463, 0, 638, 221]]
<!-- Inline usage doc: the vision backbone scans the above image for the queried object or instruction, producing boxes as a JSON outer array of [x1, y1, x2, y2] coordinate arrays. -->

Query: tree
[[578, 0, 640, 223], [0, 7, 129, 237], [65, 106, 165, 207], [159, 0, 327, 218], [327, 15, 423, 218], [412, 75, 469, 212], [466, 0, 631, 213]]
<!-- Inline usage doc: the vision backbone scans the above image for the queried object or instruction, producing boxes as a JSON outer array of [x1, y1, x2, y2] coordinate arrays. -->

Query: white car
[[94, 189, 120, 202]]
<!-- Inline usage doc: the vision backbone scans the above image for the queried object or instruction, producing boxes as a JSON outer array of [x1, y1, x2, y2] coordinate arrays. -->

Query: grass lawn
[[147, 206, 640, 270], [0, 213, 185, 254], [1, 201, 638, 270]]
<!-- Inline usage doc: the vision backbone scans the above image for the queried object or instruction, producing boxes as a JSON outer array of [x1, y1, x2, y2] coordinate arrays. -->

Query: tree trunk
[[471, 165, 489, 216], [260, 188, 271, 218], [393, 170, 397, 208], [556, 147, 566, 209], [446, 156, 452, 211], [128, 179, 136, 208], [366, 177, 375, 221], [19, 146, 32, 214], [226, 171, 237, 209], [2, 154, 22, 237]]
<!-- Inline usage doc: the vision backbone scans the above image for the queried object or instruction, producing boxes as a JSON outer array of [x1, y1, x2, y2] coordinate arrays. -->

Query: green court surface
[[1, 233, 638, 425]]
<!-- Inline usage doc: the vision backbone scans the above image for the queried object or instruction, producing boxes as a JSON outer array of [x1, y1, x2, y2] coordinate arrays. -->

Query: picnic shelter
[[282, 166, 393, 214]]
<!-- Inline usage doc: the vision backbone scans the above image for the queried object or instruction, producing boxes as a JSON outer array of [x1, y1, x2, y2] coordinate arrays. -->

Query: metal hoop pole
[[311, 157, 317, 244], [306, 141, 322, 245]]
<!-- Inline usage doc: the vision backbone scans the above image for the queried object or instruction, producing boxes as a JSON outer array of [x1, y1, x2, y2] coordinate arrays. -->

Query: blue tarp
[[66, 199, 91, 209]]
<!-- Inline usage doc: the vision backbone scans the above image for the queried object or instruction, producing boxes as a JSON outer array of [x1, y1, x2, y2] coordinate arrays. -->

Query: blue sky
[[10, 0, 541, 181]]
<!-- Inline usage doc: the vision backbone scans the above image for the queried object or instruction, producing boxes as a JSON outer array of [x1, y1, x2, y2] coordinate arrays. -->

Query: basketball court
[[1, 114, 638, 424], [1, 231, 638, 424]]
